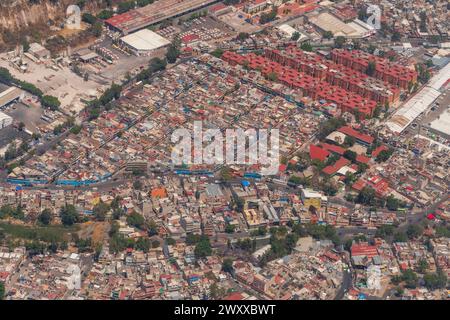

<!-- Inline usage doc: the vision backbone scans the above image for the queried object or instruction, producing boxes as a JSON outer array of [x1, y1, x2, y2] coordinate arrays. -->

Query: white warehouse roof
[[0, 111, 13, 128], [386, 61, 450, 134], [121, 29, 171, 51], [0, 86, 23, 108], [277, 24, 309, 41]]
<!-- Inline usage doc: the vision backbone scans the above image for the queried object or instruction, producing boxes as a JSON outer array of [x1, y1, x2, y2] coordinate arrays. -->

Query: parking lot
[[3, 102, 45, 134], [218, 10, 262, 34]]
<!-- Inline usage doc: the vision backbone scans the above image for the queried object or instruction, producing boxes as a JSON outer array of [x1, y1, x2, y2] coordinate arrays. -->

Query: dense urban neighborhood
[[0, 0, 449, 301]]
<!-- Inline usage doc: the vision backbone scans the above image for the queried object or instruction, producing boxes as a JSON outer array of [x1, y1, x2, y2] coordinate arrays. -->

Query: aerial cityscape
[[0, 0, 449, 302]]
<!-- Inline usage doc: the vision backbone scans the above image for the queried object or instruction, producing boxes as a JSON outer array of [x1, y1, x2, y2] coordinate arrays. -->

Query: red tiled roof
[[338, 126, 374, 145], [321, 143, 345, 155], [182, 34, 200, 43], [356, 154, 370, 164], [351, 243, 378, 258], [322, 157, 350, 175], [371, 145, 388, 158], [309, 144, 329, 161], [352, 179, 366, 191], [209, 3, 227, 12]]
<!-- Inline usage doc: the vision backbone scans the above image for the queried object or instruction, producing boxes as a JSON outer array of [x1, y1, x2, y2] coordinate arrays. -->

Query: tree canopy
[[38, 209, 52, 225], [60, 205, 80, 226], [194, 235, 212, 258]]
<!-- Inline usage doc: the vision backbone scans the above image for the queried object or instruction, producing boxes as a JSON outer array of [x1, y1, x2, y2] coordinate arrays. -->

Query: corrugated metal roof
[[386, 61, 449, 133], [0, 86, 22, 108], [121, 29, 170, 51]]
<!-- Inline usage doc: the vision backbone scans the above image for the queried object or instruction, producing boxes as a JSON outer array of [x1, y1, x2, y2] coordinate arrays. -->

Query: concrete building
[[106, 0, 220, 35], [120, 29, 171, 56], [209, 3, 232, 16], [301, 189, 322, 210], [0, 111, 13, 129], [243, 0, 268, 14], [0, 86, 23, 110], [28, 43, 50, 60]]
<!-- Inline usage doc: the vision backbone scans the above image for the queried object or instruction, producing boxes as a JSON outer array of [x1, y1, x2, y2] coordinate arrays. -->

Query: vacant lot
[[0, 222, 78, 243]]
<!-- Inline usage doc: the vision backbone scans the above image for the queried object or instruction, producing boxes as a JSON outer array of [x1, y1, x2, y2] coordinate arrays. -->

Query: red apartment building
[[331, 49, 418, 90], [222, 50, 378, 117]]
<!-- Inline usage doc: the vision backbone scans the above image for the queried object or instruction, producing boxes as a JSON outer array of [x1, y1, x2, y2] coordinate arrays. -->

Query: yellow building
[[301, 189, 323, 210], [244, 208, 263, 228]]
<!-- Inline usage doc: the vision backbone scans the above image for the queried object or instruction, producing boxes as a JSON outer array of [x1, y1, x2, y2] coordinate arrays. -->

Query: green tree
[[406, 224, 423, 239], [386, 195, 402, 211], [166, 237, 176, 246], [343, 135, 355, 147], [402, 269, 418, 289], [375, 225, 395, 239], [257, 226, 267, 236], [186, 233, 201, 245], [75, 237, 92, 253], [334, 36, 346, 48], [147, 219, 158, 236], [317, 117, 346, 140], [366, 61, 376, 76], [166, 44, 180, 64], [38, 209, 52, 225], [118, 1, 135, 14], [225, 224, 235, 234], [135, 237, 150, 252], [391, 31, 401, 42], [417, 258, 429, 273], [222, 258, 234, 274], [267, 72, 277, 81], [60, 205, 79, 226], [235, 197, 245, 213], [41, 95, 61, 110], [376, 149, 393, 162], [194, 235, 212, 258], [300, 42, 313, 52], [126, 211, 145, 229], [209, 282, 224, 299], [259, 6, 277, 24], [93, 201, 110, 221], [0, 281, 5, 300], [211, 48, 224, 58], [343, 150, 357, 162], [423, 270, 447, 290], [323, 31, 333, 39], [394, 231, 408, 242], [356, 186, 376, 205], [133, 180, 143, 190], [82, 13, 97, 25], [91, 21, 103, 37], [97, 10, 114, 20], [237, 32, 249, 41], [0, 67, 14, 84], [151, 240, 160, 248], [291, 31, 300, 41]]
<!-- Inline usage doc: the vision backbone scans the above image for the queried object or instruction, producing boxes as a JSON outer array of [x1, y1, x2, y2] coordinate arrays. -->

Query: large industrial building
[[0, 86, 23, 110], [307, 12, 376, 39], [386, 62, 450, 134], [106, 0, 219, 35], [120, 29, 171, 56], [0, 111, 13, 129]]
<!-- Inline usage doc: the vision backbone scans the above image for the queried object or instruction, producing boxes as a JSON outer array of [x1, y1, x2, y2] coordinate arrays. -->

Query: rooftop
[[121, 29, 171, 51]]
